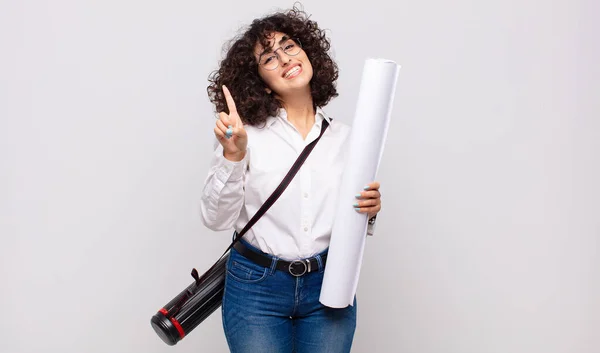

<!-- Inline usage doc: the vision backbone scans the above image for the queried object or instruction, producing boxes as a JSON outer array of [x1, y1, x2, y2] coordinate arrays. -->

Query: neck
[[279, 88, 315, 129]]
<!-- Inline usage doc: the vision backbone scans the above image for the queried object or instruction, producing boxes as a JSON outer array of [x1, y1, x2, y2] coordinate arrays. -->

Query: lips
[[282, 64, 302, 79]]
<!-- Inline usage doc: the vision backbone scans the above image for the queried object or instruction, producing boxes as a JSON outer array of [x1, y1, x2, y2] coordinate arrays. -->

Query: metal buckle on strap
[[288, 260, 308, 277]]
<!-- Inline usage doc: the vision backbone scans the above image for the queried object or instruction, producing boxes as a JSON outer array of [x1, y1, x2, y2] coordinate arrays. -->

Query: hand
[[354, 181, 381, 220], [214, 85, 248, 161]]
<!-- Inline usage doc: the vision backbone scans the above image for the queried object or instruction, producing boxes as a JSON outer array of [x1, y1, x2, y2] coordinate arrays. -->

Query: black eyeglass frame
[[258, 38, 303, 71]]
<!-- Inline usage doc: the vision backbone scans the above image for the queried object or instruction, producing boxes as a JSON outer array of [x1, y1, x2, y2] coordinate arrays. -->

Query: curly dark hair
[[207, 5, 339, 126]]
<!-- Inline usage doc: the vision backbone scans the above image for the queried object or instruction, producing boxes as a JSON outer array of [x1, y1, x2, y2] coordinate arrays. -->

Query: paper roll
[[319, 58, 400, 308]]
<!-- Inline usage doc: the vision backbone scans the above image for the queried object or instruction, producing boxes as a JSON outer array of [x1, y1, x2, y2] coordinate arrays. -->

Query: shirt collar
[[266, 107, 332, 128]]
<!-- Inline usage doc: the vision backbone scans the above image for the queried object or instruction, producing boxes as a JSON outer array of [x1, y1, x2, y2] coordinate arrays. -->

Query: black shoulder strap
[[191, 119, 330, 283], [165, 120, 331, 319]]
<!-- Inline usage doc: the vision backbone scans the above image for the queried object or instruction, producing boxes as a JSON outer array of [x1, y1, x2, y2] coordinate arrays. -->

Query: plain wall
[[1, 0, 598, 352]]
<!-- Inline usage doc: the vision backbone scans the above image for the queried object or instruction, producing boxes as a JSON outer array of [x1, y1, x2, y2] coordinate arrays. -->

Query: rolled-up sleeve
[[200, 145, 248, 231]]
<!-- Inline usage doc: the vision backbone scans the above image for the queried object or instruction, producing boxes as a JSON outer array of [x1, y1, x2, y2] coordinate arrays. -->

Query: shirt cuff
[[214, 149, 248, 183], [367, 215, 377, 236]]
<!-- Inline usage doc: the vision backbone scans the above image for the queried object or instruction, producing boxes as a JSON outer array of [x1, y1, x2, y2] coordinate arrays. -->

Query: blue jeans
[[222, 240, 357, 353]]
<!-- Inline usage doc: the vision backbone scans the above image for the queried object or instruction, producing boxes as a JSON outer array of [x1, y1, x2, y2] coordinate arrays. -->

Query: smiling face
[[255, 32, 313, 97]]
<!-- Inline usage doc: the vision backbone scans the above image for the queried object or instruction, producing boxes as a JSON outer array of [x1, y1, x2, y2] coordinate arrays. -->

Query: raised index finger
[[222, 85, 237, 114]]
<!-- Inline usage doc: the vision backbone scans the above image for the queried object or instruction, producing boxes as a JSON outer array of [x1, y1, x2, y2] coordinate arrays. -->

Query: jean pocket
[[227, 256, 269, 284]]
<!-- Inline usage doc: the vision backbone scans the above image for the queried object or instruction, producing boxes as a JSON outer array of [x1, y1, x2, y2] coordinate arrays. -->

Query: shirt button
[[303, 193, 309, 198], [304, 227, 309, 232]]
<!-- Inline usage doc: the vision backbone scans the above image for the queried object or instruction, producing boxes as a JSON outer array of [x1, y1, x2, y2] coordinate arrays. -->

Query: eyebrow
[[278, 35, 290, 46], [259, 35, 291, 56]]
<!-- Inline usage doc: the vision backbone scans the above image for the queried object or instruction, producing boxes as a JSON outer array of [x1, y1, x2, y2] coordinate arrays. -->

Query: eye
[[284, 43, 296, 51], [263, 55, 275, 64]]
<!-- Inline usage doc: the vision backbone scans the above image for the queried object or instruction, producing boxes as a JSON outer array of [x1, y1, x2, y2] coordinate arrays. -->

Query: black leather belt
[[232, 241, 327, 277]]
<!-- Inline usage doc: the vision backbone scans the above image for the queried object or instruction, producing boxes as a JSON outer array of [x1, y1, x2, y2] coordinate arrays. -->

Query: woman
[[201, 6, 382, 353]]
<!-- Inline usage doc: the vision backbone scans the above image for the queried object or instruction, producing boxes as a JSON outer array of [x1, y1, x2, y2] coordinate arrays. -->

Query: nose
[[274, 48, 292, 65]]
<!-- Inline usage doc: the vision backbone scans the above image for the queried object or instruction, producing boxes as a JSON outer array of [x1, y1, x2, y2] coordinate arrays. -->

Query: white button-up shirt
[[200, 108, 375, 260]]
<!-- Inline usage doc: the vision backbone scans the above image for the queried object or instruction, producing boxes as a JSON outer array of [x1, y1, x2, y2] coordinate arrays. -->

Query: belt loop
[[269, 256, 278, 275], [315, 254, 324, 273]]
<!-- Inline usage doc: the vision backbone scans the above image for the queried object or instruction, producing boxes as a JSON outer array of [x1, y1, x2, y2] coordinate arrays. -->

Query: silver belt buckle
[[288, 260, 308, 277]]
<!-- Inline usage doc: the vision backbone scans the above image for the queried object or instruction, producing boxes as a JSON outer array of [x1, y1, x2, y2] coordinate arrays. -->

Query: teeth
[[285, 66, 300, 78]]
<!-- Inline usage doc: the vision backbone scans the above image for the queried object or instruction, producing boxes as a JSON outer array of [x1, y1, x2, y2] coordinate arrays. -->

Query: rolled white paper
[[319, 58, 400, 308]]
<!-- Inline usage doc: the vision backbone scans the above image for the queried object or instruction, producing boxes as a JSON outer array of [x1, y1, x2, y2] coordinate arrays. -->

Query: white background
[[1, 0, 598, 352]]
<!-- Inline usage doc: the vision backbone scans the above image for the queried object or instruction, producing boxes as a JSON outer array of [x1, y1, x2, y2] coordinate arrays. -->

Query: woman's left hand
[[354, 181, 381, 220]]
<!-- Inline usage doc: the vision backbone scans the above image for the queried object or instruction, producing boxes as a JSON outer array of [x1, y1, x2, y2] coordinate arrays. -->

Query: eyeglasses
[[258, 38, 302, 71]]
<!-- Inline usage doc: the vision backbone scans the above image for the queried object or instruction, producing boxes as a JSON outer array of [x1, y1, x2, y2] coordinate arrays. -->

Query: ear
[[265, 88, 272, 94]]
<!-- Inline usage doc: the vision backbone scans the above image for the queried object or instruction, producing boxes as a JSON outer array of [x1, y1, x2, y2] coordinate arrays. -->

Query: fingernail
[[228, 125, 233, 129], [355, 194, 362, 198], [354, 207, 361, 212], [364, 186, 370, 190], [353, 203, 359, 207]]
